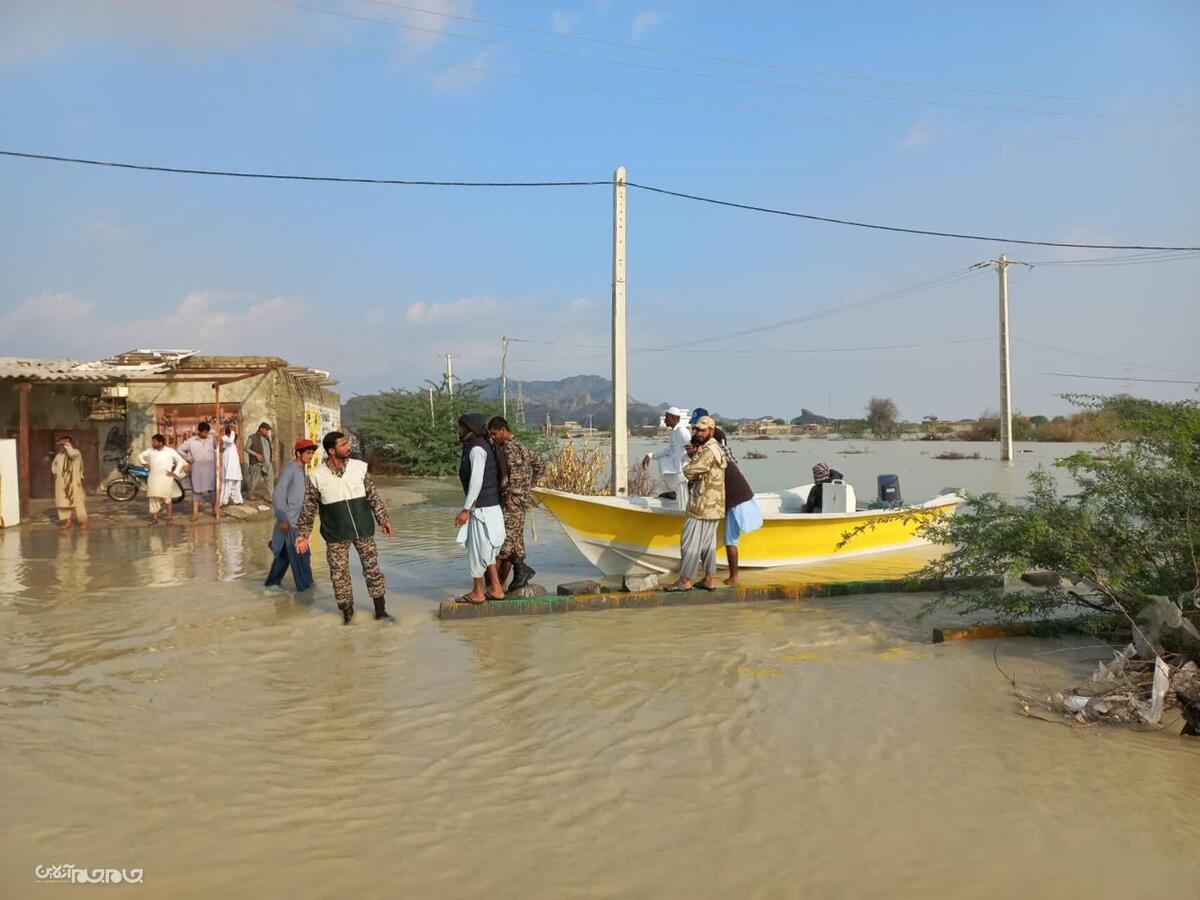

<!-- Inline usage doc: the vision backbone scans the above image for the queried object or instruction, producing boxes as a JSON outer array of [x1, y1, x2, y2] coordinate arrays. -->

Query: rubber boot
[[508, 555, 536, 592], [373, 596, 394, 622], [341, 604, 354, 625]]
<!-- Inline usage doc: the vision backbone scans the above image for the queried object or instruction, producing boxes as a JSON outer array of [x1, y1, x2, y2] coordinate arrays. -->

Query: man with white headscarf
[[641, 406, 690, 510]]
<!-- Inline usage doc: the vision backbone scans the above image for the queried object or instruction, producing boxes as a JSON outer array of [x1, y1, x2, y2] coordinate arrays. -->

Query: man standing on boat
[[294, 432, 394, 624], [666, 416, 726, 592], [487, 416, 543, 592], [642, 406, 690, 510]]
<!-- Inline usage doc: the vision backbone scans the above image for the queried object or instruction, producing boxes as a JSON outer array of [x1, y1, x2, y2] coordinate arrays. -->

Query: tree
[[354, 379, 549, 476], [917, 396, 1199, 636], [866, 397, 900, 439]]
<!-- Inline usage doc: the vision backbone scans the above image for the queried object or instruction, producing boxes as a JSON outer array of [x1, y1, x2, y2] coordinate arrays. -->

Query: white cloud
[[0, 293, 97, 348], [632, 10, 667, 39], [432, 49, 491, 93], [405, 295, 497, 324], [389, 0, 476, 54], [83, 218, 137, 242], [550, 9, 579, 35], [564, 297, 594, 319], [901, 122, 932, 150]]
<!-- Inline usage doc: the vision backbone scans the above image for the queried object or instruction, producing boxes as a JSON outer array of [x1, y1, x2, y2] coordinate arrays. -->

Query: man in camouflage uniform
[[665, 415, 726, 592], [488, 416, 544, 592], [294, 431, 394, 624]]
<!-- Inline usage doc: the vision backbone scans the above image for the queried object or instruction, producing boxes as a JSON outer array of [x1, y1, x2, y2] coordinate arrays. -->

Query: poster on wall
[[303, 403, 341, 471]]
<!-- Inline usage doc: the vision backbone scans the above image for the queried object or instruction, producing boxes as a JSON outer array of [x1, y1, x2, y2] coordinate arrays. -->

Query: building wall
[[125, 369, 340, 471], [0, 384, 117, 485]]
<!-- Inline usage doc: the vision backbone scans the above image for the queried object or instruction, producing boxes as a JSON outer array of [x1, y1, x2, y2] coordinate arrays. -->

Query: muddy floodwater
[[2, 443, 1198, 897]]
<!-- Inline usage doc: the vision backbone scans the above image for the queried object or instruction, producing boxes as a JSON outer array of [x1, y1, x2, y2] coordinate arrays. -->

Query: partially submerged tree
[[866, 396, 900, 439]]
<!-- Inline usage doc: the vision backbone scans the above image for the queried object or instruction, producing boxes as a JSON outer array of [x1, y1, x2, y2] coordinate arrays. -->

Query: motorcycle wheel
[[107, 479, 138, 502]]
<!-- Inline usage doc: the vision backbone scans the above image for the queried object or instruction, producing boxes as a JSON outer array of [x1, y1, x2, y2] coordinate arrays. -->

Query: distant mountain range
[[342, 375, 668, 429]]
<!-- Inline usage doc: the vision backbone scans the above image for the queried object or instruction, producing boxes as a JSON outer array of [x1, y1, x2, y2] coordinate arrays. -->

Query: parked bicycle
[[106, 456, 187, 503]]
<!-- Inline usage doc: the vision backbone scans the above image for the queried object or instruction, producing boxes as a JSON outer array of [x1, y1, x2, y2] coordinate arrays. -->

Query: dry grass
[[540, 441, 656, 497]]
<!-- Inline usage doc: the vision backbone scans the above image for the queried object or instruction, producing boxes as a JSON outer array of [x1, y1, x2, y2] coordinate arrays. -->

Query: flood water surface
[[2, 457, 1198, 898]]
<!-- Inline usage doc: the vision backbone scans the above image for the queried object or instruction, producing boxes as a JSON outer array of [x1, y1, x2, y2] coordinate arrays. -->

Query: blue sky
[[1, 0, 1197, 419]]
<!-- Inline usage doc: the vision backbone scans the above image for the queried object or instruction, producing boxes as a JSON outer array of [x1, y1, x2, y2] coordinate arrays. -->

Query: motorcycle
[[106, 456, 187, 503]]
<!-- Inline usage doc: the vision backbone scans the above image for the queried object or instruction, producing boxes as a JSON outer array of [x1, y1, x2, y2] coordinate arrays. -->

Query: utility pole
[[438, 353, 459, 396], [517, 382, 525, 425], [428, 386, 435, 425], [973, 254, 1031, 462], [611, 165, 629, 495], [500, 336, 509, 419]]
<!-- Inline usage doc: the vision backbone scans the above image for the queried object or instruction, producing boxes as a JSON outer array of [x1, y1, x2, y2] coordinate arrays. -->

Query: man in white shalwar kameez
[[453, 413, 506, 604], [220, 426, 244, 505], [642, 406, 690, 510], [138, 433, 188, 526]]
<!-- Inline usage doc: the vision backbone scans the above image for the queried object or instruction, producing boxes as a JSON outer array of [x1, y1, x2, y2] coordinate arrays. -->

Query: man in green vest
[[295, 431, 394, 624]]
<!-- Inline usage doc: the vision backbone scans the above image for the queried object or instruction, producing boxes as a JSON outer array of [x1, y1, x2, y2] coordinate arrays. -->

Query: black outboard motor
[[877, 474, 901, 504]]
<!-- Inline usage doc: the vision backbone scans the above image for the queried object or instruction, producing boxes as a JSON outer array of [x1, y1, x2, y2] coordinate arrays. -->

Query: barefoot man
[[138, 434, 187, 526], [51, 436, 88, 530], [665, 416, 726, 592]]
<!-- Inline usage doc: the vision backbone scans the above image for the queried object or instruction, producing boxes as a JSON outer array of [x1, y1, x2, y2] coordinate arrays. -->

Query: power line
[[1015, 338, 1200, 377], [0, 150, 606, 187], [358, 0, 1200, 111], [1024, 250, 1200, 266], [103, 0, 1139, 145], [1042, 372, 1200, 384], [274, 0, 1195, 124], [659, 268, 983, 350], [624, 182, 1200, 250], [4, 149, 1198, 251]]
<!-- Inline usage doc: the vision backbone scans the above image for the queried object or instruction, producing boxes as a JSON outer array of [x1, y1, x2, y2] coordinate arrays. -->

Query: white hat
[[665, 406, 685, 417]]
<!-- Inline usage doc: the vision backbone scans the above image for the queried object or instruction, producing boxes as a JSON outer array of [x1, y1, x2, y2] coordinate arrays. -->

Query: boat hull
[[534, 489, 959, 576]]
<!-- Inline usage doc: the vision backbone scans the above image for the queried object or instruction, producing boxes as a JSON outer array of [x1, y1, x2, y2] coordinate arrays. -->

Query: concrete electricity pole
[[439, 353, 459, 396], [611, 165, 629, 496], [500, 336, 509, 419], [973, 254, 1031, 462]]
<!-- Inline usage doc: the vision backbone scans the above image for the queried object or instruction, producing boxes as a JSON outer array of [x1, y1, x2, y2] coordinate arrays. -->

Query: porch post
[[15, 382, 31, 514]]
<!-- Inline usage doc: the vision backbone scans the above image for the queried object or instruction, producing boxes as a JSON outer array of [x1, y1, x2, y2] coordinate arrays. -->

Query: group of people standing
[[131, 421, 280, 524], [453, 414, 544, 605]]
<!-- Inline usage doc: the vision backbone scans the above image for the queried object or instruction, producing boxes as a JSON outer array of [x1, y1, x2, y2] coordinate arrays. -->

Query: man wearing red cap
[[265, 438, 317, 592]]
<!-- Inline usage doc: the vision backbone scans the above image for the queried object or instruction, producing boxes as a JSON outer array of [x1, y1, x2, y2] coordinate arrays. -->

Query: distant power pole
[[438, 353, 460, 396], [500, 336, 509, 419], [428, 386, 435, 424], [973, 254, 1032, 462], [517, 382, 526, 425]]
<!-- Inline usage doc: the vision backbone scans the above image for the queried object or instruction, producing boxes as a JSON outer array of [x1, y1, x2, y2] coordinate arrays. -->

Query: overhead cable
[[1042, 372, 1200, 384], [358, 0, 1199, 110], [275, 0, 1194, 124], [623, 182, 1200, 250], [4, 150, 1197, 251]]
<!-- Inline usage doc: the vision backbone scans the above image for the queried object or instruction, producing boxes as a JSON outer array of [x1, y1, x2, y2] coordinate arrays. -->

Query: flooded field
[[2, 445, 1198, 897]]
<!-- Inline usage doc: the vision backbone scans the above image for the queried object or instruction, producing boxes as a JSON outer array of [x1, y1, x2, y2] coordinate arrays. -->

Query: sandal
[[663, 583, 693, 593], [695, 583, 716, 592], [455, 594, 487, 605], [485, 594, 506, 602]]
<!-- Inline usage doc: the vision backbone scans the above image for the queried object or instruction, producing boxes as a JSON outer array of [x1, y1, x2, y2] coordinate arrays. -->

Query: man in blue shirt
[[265, 438, 317, 592]]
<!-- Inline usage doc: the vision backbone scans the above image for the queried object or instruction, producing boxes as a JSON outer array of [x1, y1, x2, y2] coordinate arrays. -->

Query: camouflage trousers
[[326, 537, 385, 611], [499, 503, 529, 559]]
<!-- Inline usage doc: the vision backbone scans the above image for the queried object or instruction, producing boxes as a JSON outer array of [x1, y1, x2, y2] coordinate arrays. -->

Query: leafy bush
[[918, 395, 1200, 630]]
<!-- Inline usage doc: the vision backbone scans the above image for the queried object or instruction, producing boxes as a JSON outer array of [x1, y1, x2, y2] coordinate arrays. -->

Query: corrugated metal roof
[[0, 357, 181, 382]]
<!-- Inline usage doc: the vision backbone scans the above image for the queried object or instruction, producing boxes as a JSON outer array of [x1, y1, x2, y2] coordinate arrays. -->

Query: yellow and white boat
[[534, 484, 961, 576]]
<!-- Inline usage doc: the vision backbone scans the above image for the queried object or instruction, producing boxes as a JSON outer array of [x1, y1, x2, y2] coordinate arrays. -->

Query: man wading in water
[[295, 432, 394, 624], [454, 414, 506, 604]]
